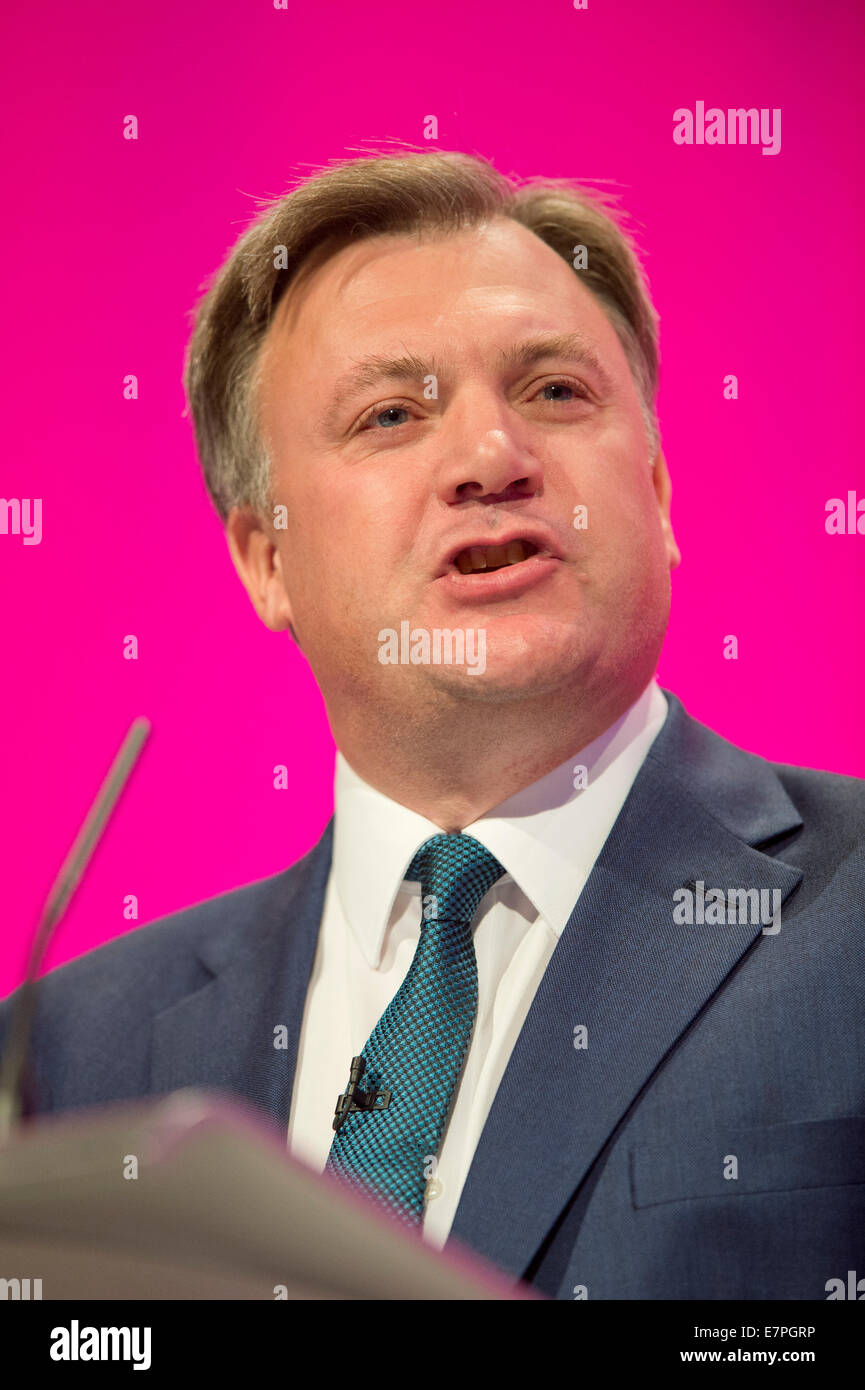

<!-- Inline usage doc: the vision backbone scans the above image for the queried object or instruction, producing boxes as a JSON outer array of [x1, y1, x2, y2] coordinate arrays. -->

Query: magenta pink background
[[2, 0, 863, 994]]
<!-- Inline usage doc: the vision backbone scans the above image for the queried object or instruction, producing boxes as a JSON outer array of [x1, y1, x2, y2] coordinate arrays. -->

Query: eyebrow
[[322, 331, 615, 431]]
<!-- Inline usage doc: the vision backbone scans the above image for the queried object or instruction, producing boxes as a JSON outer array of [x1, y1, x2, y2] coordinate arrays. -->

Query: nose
[[437, 416, 543, 505]]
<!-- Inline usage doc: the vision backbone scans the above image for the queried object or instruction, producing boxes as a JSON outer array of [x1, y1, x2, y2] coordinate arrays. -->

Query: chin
[[421, 624, 593, 702], [425, 670, 574, 704]]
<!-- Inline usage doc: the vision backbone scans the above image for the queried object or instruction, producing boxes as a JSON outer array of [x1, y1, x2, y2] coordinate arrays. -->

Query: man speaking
[[2, 149, 863, 1299]]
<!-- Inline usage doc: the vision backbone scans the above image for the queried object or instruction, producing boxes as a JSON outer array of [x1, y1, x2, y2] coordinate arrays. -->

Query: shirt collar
[[332, 680, 669, 968]]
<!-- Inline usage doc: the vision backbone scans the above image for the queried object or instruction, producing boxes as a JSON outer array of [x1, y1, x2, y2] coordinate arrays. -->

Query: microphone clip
[[332, 1055, 391, 1132]]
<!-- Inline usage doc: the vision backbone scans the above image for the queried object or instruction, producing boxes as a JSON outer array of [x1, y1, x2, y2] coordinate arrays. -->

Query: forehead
[[260, 217, 627, 381]]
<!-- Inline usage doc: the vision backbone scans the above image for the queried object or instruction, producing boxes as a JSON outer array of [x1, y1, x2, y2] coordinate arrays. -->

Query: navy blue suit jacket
[[2, 690, 864, 1299]]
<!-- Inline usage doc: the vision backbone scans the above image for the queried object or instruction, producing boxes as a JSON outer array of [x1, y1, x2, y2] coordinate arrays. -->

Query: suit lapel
[[449, 694, 804, 1277], [151, 820, 333, 1133]]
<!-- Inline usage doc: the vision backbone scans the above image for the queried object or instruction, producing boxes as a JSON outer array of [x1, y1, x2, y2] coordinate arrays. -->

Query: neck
[[329, 677, 651, 831]]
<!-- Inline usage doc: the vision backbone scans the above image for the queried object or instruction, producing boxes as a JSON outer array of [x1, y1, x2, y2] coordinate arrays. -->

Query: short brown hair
[[183, 147, 661, 522]]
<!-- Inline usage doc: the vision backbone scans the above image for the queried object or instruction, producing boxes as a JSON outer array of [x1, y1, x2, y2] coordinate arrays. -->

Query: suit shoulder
[[770, 760, 865, 847], [6, 867, 274, 1005], [1, 827, 332, 1020], [656, 694, 865, 879]]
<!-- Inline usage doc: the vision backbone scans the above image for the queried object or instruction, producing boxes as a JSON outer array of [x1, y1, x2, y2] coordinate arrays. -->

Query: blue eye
[[540, 382, 584, 401], [369, 406, 410, 429], [355, 380, 588, 434]]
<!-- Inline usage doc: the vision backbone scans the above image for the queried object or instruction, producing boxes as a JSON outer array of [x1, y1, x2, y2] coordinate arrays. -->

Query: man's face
[[248, 217, 679, 709]]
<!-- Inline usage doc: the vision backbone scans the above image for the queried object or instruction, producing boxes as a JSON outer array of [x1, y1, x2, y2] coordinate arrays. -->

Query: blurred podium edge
[[0, 1089, 539, 1300]]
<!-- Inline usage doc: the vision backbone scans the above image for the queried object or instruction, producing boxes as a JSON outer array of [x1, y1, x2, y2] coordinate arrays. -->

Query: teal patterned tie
[[325, 833, 505, 1225]]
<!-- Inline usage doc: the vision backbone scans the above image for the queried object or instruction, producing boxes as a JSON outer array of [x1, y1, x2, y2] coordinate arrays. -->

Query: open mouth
[[453, 540, 540, 575]]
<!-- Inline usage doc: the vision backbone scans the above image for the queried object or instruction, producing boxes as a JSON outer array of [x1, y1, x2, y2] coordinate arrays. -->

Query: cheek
[[579, 449, 657, 541], [578, 462, 668, 595], [280, 515, 379, 629], [327, 473, 422, 581]]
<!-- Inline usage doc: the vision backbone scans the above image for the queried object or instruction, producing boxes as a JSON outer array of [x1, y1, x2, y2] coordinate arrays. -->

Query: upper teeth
[[455, 540, 532, 574]]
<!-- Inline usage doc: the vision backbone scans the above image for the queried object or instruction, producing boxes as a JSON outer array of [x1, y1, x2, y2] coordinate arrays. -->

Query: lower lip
[[438, 553, 561, 600]]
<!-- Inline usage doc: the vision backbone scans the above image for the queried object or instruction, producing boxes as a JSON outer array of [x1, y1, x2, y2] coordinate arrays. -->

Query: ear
[[651, 449, 681, 571], [225, 506, 296, 634]]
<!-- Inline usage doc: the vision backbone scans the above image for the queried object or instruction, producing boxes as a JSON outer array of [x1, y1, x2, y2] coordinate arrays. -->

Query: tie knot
[[406, 833, 505, 924]]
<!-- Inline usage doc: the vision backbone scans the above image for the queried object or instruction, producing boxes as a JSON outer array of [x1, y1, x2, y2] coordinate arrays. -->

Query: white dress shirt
[[287, 679, 669, 1247]]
